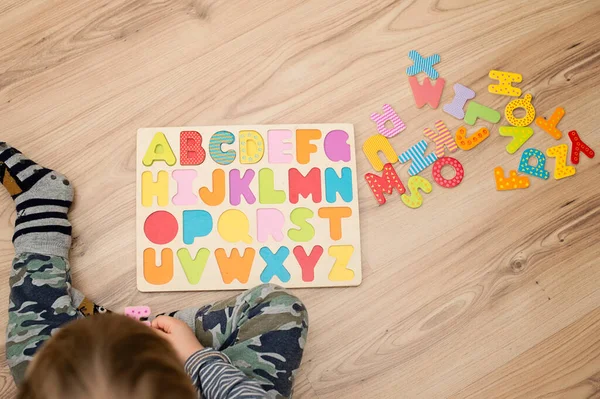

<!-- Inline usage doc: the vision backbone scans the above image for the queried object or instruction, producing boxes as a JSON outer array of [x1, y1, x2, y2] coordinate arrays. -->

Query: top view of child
[[0, 142, 309, 398]]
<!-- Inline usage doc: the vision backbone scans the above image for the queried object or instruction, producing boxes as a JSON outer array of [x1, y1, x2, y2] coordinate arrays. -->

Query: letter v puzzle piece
[[406, 50, 441, 79]]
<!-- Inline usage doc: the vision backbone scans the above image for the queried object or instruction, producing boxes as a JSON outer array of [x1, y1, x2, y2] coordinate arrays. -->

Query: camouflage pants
[[6, 253, 309, 398], [168, 283, 309, 399]]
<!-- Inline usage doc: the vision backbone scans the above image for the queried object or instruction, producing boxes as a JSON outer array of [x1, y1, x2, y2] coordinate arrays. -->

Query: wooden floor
[[1, 0, 599, 397]]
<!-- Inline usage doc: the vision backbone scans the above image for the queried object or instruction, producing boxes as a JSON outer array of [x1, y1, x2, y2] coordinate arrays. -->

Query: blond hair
[[18, 313, 196, 399]]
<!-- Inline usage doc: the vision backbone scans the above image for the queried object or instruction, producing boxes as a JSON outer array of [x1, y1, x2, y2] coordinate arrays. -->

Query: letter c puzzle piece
[[505, 94, 536, 127], [518, 148, 550, 180], [431, 157, 464, 188], [499, 126, 534, 154], [546, 144, 576, 180], [454, 126, 490, 150], [494, 167, 530, 191], [401, 176, 432, 209], [568, 130, 595, 164], [209, 131, 236, 165], [488, 70, 523, 97], [370, 104, 406, 138], [362, 134, 398, 171], [535, 107, 565, 140]]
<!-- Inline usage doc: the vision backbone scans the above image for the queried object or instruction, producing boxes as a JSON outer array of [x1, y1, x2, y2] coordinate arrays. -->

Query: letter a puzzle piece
[[423, 120, 457, 157], [406, 50, 441, 79], [568, 130, 595, 164], [409, 77, 446, 109], [499, 126, 534, 154], [488, 70, 523, 97], [547, 144, 576, 180], [494, 167, 530, 191], [370, 104, 406, 138], [454, 126, 490, 150], [535, 107, 565, 140], [398, 140, 438, 176]]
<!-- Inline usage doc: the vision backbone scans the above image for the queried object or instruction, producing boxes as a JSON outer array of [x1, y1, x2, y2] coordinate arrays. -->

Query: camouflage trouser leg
[[170, 283, 309, 399], [6, 253, 79, 385]]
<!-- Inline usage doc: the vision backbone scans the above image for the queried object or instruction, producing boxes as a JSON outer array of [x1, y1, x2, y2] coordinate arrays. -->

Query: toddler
[[0, 142, 308, 398]]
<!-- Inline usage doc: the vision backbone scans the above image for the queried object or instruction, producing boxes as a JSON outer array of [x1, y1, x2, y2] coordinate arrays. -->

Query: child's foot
[[0, 142, 73, 258]]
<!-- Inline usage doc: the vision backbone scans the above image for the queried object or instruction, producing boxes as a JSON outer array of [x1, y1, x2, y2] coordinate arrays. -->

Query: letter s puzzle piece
[[547, 144, 576, 180], [454, 126, 490, 150], [494, 167, 530, 191], [568, 130, 595, 164], [535, 107, 565, 140], [488, 70, 523, 97], [401, 176, 432, 209]]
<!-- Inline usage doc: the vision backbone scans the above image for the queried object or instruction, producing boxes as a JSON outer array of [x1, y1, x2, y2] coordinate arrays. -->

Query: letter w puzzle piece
[[137, 124, 362, 292]]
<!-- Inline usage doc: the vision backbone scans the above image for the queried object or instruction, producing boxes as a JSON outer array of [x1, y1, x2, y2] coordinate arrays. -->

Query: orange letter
[[318, 207, 352, 241], [215, 248, 256, 284], [143, 248, 174, 285], [296, 129, 321, 164], [199, 169, 225, 206]]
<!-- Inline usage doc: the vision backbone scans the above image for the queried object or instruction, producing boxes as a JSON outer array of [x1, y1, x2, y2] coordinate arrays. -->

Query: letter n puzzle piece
[[401, 176, 432, 209], [488, 70, 523, 97], [535, 107, 565, 140], [494, 167, 530, 191], [362, 135, 398, 171], [370, 104, 406, 138], [124, 306, 151, 326], [499, 126, 534, 154], [398, 140, 438, 176], [518, 148, 549, 180], [547, 144, 576, 180], [364, 163, 406, 205], [408, 77, 446, 109], [505, 94, 536, 127], [423, 120, 457, 157], [464, 102, 501, 125], [454, 126, 490, 150], [443, 84, 475, 119], [568, 130, 595, 164], [406, 50, 441, 79]]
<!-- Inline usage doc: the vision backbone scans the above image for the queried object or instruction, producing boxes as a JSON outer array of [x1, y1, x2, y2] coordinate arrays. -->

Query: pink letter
[[256, 209, 285, 242], [268, 130, 293, 163], [172, 170, 198, 205]]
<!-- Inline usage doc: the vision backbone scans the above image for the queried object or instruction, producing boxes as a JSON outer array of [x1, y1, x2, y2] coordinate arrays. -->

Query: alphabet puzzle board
[[136, 124, 362, 292]]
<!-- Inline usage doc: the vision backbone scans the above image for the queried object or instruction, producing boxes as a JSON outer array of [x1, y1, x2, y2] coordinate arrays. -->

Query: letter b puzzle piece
[[370, 104, 406, 138], [398, 140, 438, 176], [488, 70, 523, 97], [406, 50, 441, 79], [494, 167, 530, 191], [547, 144, 576, 180], [568, 130, 595, 164], [443, 84, 476, 119]]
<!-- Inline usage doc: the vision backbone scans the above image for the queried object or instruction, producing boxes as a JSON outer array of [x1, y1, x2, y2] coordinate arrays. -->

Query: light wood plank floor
[[1, 1, 599, 397]]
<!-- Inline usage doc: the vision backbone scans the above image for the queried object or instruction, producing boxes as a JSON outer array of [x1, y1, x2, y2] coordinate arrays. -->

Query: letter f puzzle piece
[[406, 50, 441, 79]]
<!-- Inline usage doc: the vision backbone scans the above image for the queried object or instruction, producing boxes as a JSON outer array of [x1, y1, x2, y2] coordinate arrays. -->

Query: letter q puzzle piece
[[505, 94, 536, 127], [494, 167, 530, 191], [370, 104, 406, 138], [124, 306, 151, 326], [488, 70, 523, 97], [546, 144, 576, 180], [454, 126, 490, 150]]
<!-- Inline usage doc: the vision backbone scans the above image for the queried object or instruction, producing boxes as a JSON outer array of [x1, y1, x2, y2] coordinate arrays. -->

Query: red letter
[[364, 163, 406, 205], [568, 130, 595, 164], [180, 131, 206, 165], [293, 246, 323, 282], [289, 168, 322, 204]]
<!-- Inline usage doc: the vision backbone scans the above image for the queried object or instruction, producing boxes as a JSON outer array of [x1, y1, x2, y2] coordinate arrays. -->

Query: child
[[1, 142, 309, 398]]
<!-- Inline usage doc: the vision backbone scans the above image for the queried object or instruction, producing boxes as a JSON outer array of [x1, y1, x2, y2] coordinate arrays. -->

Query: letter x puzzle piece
[[406, 50, 441, 79]]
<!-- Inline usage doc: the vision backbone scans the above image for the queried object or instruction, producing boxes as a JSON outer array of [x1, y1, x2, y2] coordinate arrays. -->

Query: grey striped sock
[[0, 143, 73, 258]]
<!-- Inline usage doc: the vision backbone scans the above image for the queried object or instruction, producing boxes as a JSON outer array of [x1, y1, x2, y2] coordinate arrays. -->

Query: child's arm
[[152, 316, 269, 398]]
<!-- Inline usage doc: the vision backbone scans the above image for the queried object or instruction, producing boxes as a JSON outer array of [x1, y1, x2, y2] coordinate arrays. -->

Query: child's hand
[[151, 316, 205, 363]]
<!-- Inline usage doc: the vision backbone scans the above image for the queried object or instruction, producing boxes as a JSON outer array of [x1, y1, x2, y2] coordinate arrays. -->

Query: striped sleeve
[[185, 348, 269, 399]]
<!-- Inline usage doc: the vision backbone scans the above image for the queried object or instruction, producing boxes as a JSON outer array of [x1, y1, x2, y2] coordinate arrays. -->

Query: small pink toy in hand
[[124, 306, 151, 326]]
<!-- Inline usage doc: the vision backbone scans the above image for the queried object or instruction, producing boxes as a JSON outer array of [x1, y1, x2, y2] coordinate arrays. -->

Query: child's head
[[18, 313, 196, 399]]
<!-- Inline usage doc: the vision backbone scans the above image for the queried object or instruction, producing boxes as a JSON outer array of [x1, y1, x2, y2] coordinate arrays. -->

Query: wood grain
[[1, 0, 599, 397]]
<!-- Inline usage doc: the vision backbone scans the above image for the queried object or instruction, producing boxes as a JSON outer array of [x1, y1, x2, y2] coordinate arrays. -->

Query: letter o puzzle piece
[[547, 144, 576, 180], [505, 94, 536, 127], [432, 157, 464, 188], [144, 211, 178, 245], [494, 167, 530, 191], [454, 126, 490, 150], [518, 148, 550, 180], [488, 70, 523, 97]]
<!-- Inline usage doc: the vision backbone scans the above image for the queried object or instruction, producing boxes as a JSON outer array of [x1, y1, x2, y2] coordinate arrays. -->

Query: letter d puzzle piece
[[124, 306, 151, 326], [488, 70, 523, 97], [494, 167, 530, 191]]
